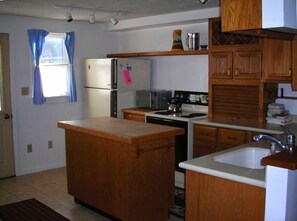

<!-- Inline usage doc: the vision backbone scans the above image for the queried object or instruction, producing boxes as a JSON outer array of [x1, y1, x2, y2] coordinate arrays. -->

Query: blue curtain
[[65, 32, 77, 102], [27, 29, 49, 104]]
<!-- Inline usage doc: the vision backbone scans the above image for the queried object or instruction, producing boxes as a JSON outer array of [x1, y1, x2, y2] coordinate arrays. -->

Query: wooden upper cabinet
[[209, 17, 260, 49], [209, 51, 261, 80], [209, 52, 233, 79], [221, 0, 262, 32], [262, 38, 292, 82], [234, 51, 262, 80]]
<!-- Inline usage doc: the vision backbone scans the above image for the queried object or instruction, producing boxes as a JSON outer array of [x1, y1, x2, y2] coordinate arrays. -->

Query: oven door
[[146, 116, 187, 173]]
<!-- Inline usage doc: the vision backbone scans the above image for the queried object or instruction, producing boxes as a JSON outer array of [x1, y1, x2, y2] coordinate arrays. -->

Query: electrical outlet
[[48, 140, 53, 149], [27, 144, 32, 153], [21, 87, 29, 96]]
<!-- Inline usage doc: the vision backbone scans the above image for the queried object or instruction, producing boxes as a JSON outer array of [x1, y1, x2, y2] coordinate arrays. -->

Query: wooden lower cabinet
[[122, 108, 151, 122], [218, 128, 246, 151], [193, 125, 217, 157], [123, 112, 145, 122], [193, 124, 260, 158], [185, 170, 265, 221], [65, 130, 175, 221]]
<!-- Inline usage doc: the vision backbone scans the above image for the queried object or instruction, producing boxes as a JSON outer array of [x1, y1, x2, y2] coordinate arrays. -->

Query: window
[[39, 33, 70, 98]]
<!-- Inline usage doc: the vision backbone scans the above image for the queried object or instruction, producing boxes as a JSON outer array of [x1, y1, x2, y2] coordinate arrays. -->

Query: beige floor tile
[[0, 167, 184, 221]]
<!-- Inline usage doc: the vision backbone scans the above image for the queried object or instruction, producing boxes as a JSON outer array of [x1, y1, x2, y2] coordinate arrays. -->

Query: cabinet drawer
[[194, 125, 217, 141], [123, 113, 145, 122], [218, 128, 246, 147]]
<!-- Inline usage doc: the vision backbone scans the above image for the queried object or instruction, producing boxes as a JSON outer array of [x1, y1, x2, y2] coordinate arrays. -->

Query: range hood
[[262, 0, 297, 34]]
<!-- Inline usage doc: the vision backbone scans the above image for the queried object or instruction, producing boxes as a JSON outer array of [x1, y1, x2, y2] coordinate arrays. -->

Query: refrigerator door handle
[[112, 59, 117, 89], [111, 90, 117, 118]]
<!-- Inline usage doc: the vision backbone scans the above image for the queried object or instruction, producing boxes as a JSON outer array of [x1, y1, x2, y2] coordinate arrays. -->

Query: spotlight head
[[66, 12, 73, 22], [110, 17, 118, 25], [199, 0, 208, 3], [89, 14, 95, 24]]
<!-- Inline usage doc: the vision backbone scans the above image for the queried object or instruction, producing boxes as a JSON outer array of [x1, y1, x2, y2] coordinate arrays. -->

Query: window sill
[[45, 96, 69, 104]]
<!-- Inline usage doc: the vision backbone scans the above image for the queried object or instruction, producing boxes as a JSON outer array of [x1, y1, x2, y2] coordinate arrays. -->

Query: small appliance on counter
[[136, 90, 172, 110]]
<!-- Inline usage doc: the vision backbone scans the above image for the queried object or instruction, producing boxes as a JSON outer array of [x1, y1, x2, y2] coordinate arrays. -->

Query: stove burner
[[153, 111, 206, 118], [182, 113, 207, 118], [154, 111, 179, 115]]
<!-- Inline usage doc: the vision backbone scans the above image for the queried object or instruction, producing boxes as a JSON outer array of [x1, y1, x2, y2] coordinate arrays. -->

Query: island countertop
[[58, 116, 184, 145]]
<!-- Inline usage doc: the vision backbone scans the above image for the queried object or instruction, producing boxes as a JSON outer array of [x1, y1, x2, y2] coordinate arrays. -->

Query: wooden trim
[[106, 50, 208, 58], [292, 35, 297, 90]]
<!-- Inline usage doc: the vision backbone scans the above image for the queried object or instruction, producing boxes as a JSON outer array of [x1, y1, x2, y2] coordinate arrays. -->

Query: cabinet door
[[209, 52, 233, 79], [193, 125, 217, 158], [234, 51, 262, 80], [218, 128, 247, 150], [262, 38, 292, 82], [221, 0, 262, 32]]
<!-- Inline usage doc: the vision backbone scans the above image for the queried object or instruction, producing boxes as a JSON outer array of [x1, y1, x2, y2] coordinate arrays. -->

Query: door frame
[[0, 29, 19, 176]]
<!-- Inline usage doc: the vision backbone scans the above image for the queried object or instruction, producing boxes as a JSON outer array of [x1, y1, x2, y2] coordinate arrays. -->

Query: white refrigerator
[[84, 58, 151, 118]]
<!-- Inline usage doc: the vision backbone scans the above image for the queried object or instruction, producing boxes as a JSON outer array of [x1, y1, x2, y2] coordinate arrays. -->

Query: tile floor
[[0, 167, 184, 221]]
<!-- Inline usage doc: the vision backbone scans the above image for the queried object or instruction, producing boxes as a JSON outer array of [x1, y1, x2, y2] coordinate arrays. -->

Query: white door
[[0, 33, 15, 178]]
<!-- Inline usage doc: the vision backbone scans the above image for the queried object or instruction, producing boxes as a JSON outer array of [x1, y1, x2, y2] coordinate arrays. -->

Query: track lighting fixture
[[66, 11, 73, 22], [199, 0, 208, 4], [110, 17, 118, 25], [89, 13, 95, 24], [56, 5, 127, 24]]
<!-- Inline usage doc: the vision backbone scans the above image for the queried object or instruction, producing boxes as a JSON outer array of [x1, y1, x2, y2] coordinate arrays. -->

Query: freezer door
[[117, 58, 150, 91], [84, 58, 116, 89], [84, 88, 117, 118]]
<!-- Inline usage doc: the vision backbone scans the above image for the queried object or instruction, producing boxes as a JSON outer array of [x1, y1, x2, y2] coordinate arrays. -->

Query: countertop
[[192, 118, 297, 171], [261, 148, 297, 170], [191, 118, 295, 134], [58, 117, 184, 144], [179, 142, 270, 188]]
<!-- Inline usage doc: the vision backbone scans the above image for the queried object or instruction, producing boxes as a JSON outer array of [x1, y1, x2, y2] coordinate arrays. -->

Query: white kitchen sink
[[213, 147, 270, 169]]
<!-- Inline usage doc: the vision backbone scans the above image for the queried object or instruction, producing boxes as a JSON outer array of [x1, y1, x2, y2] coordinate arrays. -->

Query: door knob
[[4, 114, 10, 119]]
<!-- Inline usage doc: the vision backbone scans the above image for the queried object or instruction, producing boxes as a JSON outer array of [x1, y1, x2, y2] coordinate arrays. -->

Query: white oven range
[[145, 90, 208, 188]]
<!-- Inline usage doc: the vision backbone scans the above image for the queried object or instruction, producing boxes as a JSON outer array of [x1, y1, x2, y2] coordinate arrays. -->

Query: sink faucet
[[253, 132, 295, 152]]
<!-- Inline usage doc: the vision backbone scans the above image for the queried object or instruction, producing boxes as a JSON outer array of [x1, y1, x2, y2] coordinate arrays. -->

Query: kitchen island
[[58, 117, 184, 221]]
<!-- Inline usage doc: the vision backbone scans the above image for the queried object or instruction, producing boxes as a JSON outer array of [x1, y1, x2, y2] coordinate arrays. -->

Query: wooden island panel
[[59, 117, 184, 221]]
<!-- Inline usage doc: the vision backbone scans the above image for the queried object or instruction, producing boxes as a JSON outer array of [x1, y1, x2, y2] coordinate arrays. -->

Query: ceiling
[[0, 0, 220, 23]]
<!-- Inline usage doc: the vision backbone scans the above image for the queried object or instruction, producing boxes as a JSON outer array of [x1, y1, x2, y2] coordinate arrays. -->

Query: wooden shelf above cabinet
[[107, 50, 208, 58]]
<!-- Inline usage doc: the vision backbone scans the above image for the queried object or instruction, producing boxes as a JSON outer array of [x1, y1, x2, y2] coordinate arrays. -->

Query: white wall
[[277, 83, 297, 115], [0, 14, 210, 176], [115, 22, 209, 92], [265, 166, 297, 221], [0, 15, 118, 175]]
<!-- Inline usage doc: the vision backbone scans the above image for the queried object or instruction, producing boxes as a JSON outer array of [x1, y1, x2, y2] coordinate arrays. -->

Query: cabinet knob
[[289, 69, 292, 76], [227, 68, 231, 76], [235, 68, 239, 76]]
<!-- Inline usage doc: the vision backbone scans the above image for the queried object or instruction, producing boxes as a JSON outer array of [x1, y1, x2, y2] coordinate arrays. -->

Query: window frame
[[39, 32, 70, 101]]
